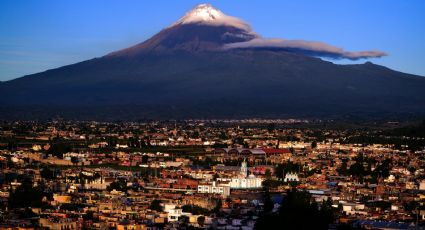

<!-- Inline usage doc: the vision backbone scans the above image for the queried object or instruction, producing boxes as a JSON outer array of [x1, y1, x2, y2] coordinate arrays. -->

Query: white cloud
[[224, 38, 387, 60]]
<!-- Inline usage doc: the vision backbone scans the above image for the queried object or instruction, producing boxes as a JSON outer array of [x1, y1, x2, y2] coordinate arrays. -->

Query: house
[[198, 181, 230, 197], [284, 172, 299, 182]]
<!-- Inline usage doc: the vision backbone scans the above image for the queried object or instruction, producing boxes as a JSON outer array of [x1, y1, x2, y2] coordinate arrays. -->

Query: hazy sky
[[1, 0, 424, 81]]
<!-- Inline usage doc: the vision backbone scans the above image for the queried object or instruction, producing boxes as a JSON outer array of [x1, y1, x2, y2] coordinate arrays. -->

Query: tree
[[254, 190, 336, 230], [265, 169, 272, 180], [107, 178, 127, 192], [267, 124, 275, 133], [179, 215, 189, 227], [213, 173, 219, 181], [47, 142, 72, 158], [212, 198, 222, 213], [407, 166, 416, 175], [234, 137, 245, 146], [372, 158, 391, 178], [9, 180, 49, 209], [84, 211, 95, 221], [320, 199, 336, 226], [149, 199, 162, 212], [141, 155, 149, 164], [348, 154, 369, 178], [71, 156, 79, 166], [197, 216, 205, 227], [262, 186, 274, 213], [262, 179, 281, 189], [337, 161, 348, 175], [404, 200, 419, 212], [40, 167, 56, 180], [311, 141, 317, 149]]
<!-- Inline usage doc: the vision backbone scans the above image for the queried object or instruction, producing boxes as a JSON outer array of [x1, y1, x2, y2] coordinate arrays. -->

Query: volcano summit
[[1, 3, 424, 120]]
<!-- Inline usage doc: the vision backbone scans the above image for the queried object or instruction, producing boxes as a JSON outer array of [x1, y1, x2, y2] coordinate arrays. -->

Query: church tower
[[241, 159, 248, 177]]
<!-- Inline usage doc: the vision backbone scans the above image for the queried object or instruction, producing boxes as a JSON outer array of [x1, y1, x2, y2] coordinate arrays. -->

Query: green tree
[[255, 190, 336, 230], [337, 161, 348, 175], [213, 173, 219, 181], [267, 124, 275, 133], [40, 167, 56, 180], [9, 180, 48, 208], [149, 199, 162, 212], [212, 198, 222, 213], [265, 169, 272, 180], [197, 216, 205, 227], [311, 141, 317, 149], [107, 178, 127, 192], [141, 155, 149, 164], [179, 215, 189, 227], [71, 156, 79, 165], [262, 186, 274, 213], [47, 142, 72, 158]]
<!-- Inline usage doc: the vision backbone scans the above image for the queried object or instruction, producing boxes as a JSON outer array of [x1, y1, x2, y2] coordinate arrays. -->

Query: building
[[419, 180, 425, 190], [284, 172, 299, 182], [39, 218, 77, 230], [198, 181, 230, 197], [218, 160, 263, 189], [164, 204, 192, 223]]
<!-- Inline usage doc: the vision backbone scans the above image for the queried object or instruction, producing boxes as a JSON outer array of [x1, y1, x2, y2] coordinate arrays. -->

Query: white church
[[284, 172, 299, 182], [218, 160, 263, 189]]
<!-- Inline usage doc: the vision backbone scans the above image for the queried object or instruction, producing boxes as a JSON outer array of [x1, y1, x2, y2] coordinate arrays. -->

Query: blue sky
[[1, 0, 424, 81]]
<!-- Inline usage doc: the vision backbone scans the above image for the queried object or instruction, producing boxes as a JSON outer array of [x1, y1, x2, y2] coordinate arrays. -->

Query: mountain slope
[[1, 4, 424, 120]]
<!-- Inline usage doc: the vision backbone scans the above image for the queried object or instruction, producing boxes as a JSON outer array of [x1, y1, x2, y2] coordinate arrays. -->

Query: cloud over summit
[[170, 4, 387, 60], [224, 38, 387, 60]]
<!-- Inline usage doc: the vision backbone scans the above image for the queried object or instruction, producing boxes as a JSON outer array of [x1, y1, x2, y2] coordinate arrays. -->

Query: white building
[[167, 208, 184, 222], [284, 172, 299, 182], [384, 174, 396, 183], [419, 180, 425, 190], [198, 181, 230, 197], [189, 171, 214, 180], [218, 160, 263, 189], [164, 204, 192, 222], [84, 176, 111, 190], [340, 202, 367, 215], [159, 161, 183, 168], [63, 152, 89, 160]]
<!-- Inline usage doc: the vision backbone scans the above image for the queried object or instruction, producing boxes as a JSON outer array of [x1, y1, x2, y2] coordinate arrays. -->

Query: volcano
[[1, 3, 425, 120]]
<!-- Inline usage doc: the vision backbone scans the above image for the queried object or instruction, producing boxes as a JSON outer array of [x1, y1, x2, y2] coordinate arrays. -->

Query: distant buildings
[[40, 217, 77, 230], [1, 120, 425, 229]]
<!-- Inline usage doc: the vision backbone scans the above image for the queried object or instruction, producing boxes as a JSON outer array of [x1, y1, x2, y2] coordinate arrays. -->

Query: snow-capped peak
[[181, 4, 224, 22], [172, 3, 252, 32]]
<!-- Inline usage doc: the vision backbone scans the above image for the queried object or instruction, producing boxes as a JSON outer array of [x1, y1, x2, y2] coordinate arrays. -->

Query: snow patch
[[172, 3, 253, 32]]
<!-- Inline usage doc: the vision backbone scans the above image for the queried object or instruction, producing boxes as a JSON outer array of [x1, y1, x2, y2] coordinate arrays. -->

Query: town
[[0, 120, 424, 229]]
